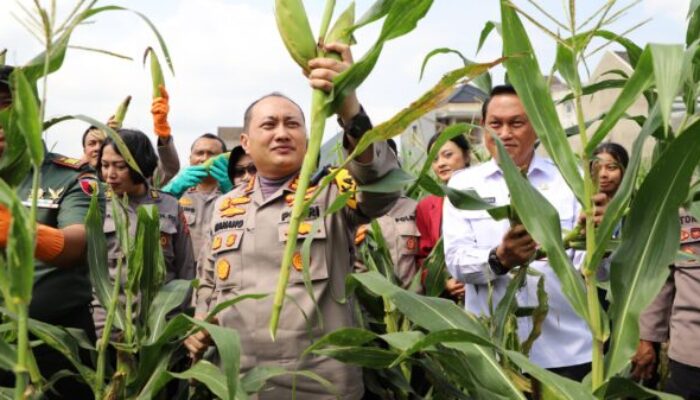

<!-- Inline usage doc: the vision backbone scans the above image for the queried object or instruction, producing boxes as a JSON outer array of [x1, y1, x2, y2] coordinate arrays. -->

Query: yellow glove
[[151, 84, 171, 139]]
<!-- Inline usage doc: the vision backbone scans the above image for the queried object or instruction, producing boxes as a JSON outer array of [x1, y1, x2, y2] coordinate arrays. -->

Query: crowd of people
[[0, 41, 698, 399]]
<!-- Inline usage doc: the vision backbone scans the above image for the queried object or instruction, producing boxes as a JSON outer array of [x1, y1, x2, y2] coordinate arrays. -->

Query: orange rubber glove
[[0, 204, 64, 262], [151, 84, 171, 139]]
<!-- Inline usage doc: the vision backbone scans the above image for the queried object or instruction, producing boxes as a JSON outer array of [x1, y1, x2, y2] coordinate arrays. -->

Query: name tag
[[22, 199, 59, 209]]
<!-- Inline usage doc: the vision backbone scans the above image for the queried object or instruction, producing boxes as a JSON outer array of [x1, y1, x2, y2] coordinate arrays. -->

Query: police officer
[[632, 208, 700, 398], [163, 133, 231, 263], [93, 128, 195, 337], [0, 65, 100, 399], [187, 42, 400, 399]]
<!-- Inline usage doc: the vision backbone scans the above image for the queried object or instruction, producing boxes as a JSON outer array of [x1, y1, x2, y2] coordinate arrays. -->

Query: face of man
[[189, 137, 224, 166], [240, 96, 306, 179], [83, 130, 105, 168], [483, 94, 537, 170]]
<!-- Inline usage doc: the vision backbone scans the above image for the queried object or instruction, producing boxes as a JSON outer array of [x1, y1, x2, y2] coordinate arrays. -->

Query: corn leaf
[[586, 46, 654, 154], [380, 331, 425, 351], [350, 60, 503, 158], [500, 0, 584, 203], [605, 119, 700, 378], [185, 316, 240, 399], [492, 266, 528, 346], [71, 115, 143, 177], [557, 79, 628, 104], [422, 238, 449, 297], [0, 108, 32, 187], [358, 168, 415, 193], [325, 2, 355, 45], [419, 48, 492, 98], [520, 275, 548, 356], [0, 181, 35, 304], [592, 30, 643, 69], [274, 0, 317, 72], [687, 3, 700, 47], [0, 49, 5, 65], [419, 48, 467, 80], [134, 355, 173, 400], [506, 351, 595, 400], [85, 192, 125, 331], [0, 339, 16, 371], [596, 377, 682, 400], [492, 134, 590, 324], [476, 21, 502, 55], [587, 105, 661, 273], [127, 206, 163, 318], [10, 68, 43, 167], [353, 0, 393, 30], [170, 360, 228, 399], [313, 347, 398, 368], [146, 279, 191, 343], [304, 327, 378, 356], [393, 328, 496, 367], [650, 44, 687, 134], [349, 271, 525, 399]]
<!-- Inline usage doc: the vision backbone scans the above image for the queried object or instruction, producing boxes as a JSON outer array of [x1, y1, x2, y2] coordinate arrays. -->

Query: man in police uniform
[[0, 65, 100, 398], [186, 43, 400, 399], [632, 208, 700, 398], [162, 133, 231, 263]]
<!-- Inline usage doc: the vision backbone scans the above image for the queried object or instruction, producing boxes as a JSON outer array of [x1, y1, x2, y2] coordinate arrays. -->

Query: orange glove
[[151, 84, 171, 139], [354, 224, 369, 246], [0, 204, 64, 262]]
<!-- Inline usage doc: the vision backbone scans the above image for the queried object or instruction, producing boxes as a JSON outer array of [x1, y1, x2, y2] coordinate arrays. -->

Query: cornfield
[[0, 0, 699, 399]]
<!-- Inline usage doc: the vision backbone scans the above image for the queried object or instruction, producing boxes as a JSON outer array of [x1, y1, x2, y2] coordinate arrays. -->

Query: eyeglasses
[[232, 163, 256, 178]]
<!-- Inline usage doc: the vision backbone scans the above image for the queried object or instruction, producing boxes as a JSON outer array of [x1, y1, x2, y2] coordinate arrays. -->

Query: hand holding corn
[[307, 42, 360, 124], [151, 84, 171, 139]]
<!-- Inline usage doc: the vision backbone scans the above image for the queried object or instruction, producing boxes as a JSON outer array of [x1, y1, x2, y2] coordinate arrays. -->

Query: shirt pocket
[[461, 209, 504, 249], [211, 229, 245, 290], [278, 220, 329, 284], [397, 223, 421, 256]]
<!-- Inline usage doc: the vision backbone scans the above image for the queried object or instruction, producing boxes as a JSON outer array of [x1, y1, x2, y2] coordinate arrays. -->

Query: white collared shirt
[[443, 155, 592, 369]]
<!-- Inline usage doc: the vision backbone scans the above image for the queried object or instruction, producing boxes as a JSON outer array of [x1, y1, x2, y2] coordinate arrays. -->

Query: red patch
[[79, 178, 99, 196], [406, 237, 417, 251]]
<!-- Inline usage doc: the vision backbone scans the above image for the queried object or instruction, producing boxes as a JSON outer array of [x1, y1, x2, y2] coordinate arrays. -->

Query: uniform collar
[[484, 153, 554, 180], [252, 173, 299, 206]]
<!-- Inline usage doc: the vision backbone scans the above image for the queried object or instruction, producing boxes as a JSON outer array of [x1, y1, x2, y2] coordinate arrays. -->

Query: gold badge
[[292, 251, 305, 272], [179, 197, 193, 207], [48, 187, 65, 201], [216, 260, 230, 280], [221, 207, 246, 218], [212, 236, 222, 250], [406, 237, 417, 251], [226, 233, 237, 247]]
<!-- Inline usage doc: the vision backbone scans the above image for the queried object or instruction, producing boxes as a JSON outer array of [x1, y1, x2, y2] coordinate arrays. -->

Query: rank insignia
[[226, 233, 237, 247], [79, 179, 99, 196], [244, 176, 256, 193], [216, 259, 230, 280], [48, 187, 65, 201], [212, 236, 222, 250], [179, 197, 193, 207], [221, 207, 246, 218], [292, 251, 304, 272], [150, 189, 160, 200], [52, 156, 85, 170]]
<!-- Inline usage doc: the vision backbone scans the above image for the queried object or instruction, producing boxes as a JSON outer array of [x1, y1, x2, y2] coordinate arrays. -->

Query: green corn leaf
[[358, 168, 415, 193], [0, 49, 5, 65], [304, 327, 378, 356], [349, 271, 525, 399], [134, 354, 173, 400], [85, 192, 125, 331], [170, 360, 228, 399], [185, 316, 240, 399], [146, 279, 191, 343], [0, 108, 32, 187], [239, 365, 338, 397], [650, 44, 687, 134], [274, 0, 317, 72], [11, 68, 43, 167], [506, 351, 595, 400], [392, 329, 495, 367], [555, 35, 584, 94], [492, 134, 590, 325], [476, 21, 502, 55], [325, 2, 355, 45], [350, 59, 503, 158], [592, 30, 643, 69], [500, 0, 584, 203], [422, 238, 449, 298], [587, 105, 661, 273], [586, 46, 654, 154], [492, 266, 528, 346], [312, 347, 398, 368], [143, 47, 165, 99], [419, 47, 467, 80], [379, 331, 425, 352], [605, 119, 700, 378], [687, 3, 700, 48], [0, 180, 35, 304], [557, 79, 628, 104], [0, 339, 16, 371], [595, 376, 683, 400], [520, 275, 548, 357], [353, 0, 392, 29]]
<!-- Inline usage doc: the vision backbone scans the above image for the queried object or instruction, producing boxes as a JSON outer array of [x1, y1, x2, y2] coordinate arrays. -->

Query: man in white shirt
[[443, 84, 593, 380]]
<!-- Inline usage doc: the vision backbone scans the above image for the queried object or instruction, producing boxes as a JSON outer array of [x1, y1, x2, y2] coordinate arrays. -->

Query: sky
[[0, 0, 692, 164]]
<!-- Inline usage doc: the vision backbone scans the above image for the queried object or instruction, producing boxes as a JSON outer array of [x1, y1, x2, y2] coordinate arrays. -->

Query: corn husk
[[274, 0, 317, 72], [143, 47, 165, 99]]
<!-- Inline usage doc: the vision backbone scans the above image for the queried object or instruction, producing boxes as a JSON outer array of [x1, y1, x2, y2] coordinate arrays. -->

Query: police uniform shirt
[[443, 156, 592, 369], [179, 186, 221, 263], [639, 208, 700, 368], [196, 141, 399, 400], [18, 152, 102, 322], [154, 135, 180, 186]]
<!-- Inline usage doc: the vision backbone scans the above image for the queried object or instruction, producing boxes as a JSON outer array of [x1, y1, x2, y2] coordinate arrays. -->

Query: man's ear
[[240, 133, 250, 154]]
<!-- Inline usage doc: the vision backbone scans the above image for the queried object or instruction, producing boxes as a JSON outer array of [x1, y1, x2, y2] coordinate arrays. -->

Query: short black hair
[[243, 92, 305, 132], [81, 125, 101, 148], [481, 84, 518, 121], [592, 142, 629, 170], [427, 130, 471, 168], [227, 145, 247, 185], [191, 132, 227, 153], [97, 128, 158, 184]]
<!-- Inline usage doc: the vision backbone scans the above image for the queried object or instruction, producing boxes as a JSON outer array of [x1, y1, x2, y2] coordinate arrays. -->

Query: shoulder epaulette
[[51, 156, 87, 170]]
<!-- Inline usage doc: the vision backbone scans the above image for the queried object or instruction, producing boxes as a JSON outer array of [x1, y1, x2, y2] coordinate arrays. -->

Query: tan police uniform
[[639, 208, 700, 369], [355, 196, 420, 289], [196, 142, 399, 400], [93, 186, 195, 336], [155, 136, 180, 186], [179, 186, 222, 264]]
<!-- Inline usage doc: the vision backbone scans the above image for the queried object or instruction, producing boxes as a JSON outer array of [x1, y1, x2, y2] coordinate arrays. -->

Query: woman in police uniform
[[93, 129, 195, 337]]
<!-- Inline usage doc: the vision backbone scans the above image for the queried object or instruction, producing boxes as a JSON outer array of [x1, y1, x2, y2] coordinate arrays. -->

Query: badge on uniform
[[406, 237, 417, 251], [217, 259, 230, 280], [179, 197, 193, 207], [80, 178, 99, 196], [220, 196, 250, 218], [292, 251, 306, 272], [160, 233, 169, 248]]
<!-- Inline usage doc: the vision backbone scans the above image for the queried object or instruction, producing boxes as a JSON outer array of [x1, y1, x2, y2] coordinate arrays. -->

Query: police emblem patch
[[292, 251, 305, 272], [217, 260, 230, 280], [79, 179, 99, 196]]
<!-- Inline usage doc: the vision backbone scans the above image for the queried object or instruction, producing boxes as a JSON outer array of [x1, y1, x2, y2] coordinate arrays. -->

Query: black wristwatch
[[488, 247, 509, 275], [338, 106, 372, 140]]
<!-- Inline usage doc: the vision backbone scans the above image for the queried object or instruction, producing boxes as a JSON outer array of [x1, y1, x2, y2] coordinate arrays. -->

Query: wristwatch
[[338, 106, 372, 140], [488, 247, 509, 275]]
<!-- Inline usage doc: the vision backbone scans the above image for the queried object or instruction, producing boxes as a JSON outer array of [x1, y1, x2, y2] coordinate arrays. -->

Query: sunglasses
[[232, 163, 256, 178]]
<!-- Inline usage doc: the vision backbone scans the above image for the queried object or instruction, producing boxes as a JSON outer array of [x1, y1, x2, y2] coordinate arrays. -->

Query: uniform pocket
[[397, 223, 421, 256], [211, 229, 245, 289], [278, 220, 329, 284]]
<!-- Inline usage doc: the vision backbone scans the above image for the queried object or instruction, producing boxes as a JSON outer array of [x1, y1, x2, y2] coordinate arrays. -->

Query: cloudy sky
[[0, 0, 692, 163]]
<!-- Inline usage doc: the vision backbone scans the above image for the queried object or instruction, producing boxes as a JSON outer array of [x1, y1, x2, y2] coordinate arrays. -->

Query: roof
[[614, 51, 630, 65], [446, 84, 488, 104]]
